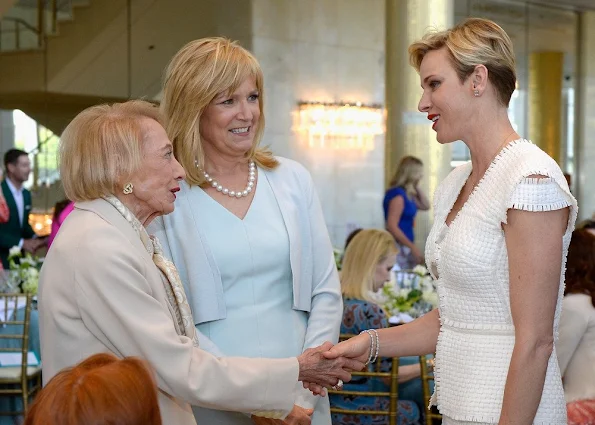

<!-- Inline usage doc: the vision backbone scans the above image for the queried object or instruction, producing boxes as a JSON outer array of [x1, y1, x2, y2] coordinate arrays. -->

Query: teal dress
[[192, 176, 328, 424]]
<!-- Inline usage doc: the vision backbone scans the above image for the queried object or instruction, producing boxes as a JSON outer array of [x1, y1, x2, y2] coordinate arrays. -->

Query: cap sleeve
[[508, 177, 573, 212]]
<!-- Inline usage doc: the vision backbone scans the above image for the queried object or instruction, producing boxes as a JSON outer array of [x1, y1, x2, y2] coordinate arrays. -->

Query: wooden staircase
[[0, 0, 127, 135]]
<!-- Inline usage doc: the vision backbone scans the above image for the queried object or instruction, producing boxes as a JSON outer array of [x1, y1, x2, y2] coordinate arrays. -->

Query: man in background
[[0, 149, 42, 268]]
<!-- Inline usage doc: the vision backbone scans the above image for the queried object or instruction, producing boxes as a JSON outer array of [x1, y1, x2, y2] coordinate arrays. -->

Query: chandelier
[[293, 102, 384, 152]]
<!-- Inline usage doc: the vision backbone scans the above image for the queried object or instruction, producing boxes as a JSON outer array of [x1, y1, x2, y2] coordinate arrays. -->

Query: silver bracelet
[[359, 330, 375, 366], [369, 329, 380, 363]]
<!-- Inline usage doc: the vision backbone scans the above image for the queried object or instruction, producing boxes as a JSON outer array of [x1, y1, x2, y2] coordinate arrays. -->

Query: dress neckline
[[197, 171, 260, 222], [444, 138, 526, 229]]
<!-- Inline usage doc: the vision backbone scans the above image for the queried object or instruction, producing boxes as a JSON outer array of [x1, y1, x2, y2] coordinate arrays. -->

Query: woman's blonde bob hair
[[60, 100, 161, 202], [388, 156, 424, 197], [341, 229, 398, 302], [409, 17, 516, 107], [161, 37, 278, 187]]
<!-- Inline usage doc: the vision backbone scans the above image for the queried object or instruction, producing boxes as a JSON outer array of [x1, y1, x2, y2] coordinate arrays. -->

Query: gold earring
[[123, 183, 134, 195]]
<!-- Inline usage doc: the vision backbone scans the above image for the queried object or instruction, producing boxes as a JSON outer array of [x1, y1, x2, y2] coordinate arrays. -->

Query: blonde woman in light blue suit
[[149, 38, 342, 425]]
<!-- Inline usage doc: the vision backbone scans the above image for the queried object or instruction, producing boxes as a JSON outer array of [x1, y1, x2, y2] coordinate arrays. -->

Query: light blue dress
[[192, 176, 325, 424]]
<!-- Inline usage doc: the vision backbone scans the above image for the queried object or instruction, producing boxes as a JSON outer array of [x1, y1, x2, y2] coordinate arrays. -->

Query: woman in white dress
[[149, 38, 342, 425], [320, 18, 577, 425]]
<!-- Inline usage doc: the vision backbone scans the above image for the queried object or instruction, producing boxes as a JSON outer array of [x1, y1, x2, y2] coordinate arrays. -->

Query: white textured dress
[[425, 139, 577, 425]]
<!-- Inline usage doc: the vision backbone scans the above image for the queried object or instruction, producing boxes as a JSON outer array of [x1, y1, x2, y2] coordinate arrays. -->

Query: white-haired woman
[[149, 37, 343, 425], [39, 100, 362, 425]]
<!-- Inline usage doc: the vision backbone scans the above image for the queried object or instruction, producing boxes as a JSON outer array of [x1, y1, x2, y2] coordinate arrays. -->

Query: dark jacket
[[0, 179, 36, 268]]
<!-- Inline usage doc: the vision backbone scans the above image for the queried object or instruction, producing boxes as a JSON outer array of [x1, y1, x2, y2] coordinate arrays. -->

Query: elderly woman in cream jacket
[[39, 101, 362, 425], [149, 38, 343, 425]]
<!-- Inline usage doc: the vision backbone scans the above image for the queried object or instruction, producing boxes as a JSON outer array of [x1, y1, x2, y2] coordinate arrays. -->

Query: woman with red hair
[[24, 353, 162, 425], [557, 228, 595, 425]]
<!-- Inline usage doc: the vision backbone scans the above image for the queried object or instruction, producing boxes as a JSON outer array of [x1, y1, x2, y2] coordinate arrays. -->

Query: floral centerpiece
[[333, 248, 344, 271], [3, 246, 41, 295], [377, 265, 438, 320]]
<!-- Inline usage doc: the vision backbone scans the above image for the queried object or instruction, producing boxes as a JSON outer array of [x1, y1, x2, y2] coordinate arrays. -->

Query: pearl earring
[[474, 89, 480, 97], [123, 183, 134, 195]]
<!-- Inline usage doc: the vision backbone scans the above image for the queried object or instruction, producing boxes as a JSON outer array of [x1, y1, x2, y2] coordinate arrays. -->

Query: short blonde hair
[[60, 100, 161, 202], [388, 156, 424, 197], [341, 229, 398, 302], [409, 18, 516, 107], [161, 37, 278, 187]]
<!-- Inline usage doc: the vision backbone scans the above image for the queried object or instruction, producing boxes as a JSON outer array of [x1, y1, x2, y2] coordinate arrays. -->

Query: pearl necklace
[[201, 161, 256, 198]]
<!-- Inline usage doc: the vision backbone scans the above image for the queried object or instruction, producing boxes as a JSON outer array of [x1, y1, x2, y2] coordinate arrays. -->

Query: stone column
[[0, 110, 15, 160], [528, 52, 563, 163], [575, 12, 595, 222], [385, 0, 454, 252]]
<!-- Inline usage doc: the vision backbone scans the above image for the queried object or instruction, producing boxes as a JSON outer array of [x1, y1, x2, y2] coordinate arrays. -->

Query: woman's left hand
[[300, 336, 370, 395], [251, 405, 313, 425]]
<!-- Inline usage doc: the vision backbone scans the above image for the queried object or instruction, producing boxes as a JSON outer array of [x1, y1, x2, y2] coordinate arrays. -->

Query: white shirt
[[557, 293, 595, 402], [5, 177, 24, 226]]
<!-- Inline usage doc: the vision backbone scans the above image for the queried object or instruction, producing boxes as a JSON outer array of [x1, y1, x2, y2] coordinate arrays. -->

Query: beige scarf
[[104, 196, 199, 347]]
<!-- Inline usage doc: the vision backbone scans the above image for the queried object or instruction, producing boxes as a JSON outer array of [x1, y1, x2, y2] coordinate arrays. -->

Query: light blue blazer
[[149, 156, 342, 346]]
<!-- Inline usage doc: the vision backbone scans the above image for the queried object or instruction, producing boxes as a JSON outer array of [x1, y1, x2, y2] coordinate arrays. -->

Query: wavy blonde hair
[[59, 100, 161, 202], [408, 18, 516, 107], [161, 37, 278, 187], [388, 156, 423, 197], [341, 229, 398, 302]]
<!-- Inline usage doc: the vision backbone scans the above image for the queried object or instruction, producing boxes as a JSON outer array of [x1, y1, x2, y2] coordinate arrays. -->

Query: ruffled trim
[[509, 199, 573, 212], [508, 176, 574, 212]]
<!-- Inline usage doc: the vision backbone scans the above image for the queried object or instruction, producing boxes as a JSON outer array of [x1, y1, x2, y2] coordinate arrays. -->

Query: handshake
[[250, 335, 375, 424], [296, 335, 372, 396]]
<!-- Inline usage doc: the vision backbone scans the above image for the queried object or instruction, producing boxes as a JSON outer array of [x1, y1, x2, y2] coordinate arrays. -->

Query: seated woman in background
[[383, 157, 430, 269], [557, 228, 595, 425], [25, 353, 162, 425], [329, 229, 423, 425], [47, 199, 74, 248]]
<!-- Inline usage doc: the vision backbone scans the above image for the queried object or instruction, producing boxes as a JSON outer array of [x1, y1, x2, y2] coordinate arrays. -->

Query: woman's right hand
[[323, 333, 370, 364], [296, 342, 365, 389]]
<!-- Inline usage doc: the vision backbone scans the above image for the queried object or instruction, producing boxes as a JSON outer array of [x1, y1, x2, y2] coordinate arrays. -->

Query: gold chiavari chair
[[419, 354, 441, 425], [0, 293, 42, 416], [328, 334, 401, 425]]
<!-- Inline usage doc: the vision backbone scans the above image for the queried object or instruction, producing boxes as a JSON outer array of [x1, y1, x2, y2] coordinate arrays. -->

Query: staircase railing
[[0, 16, 39, 50], [0, 0, 63, 52]]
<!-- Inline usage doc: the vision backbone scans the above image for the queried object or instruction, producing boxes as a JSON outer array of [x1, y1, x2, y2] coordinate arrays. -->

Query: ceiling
[[505, 0, 595, 11]]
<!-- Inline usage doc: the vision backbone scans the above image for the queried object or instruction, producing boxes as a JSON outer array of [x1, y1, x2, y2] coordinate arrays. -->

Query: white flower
[[412, 265, 429, 277], [367, 290, 388, 305], [422, 290, 439, 307], [419, 276, 435, 292], [20, 257, 36, 267], [8, 246, 21, 259], [398, 288, 410, 298], [26, 267, 39, 279], [383, 278, 396, 289], [21, 277, 38, 295]]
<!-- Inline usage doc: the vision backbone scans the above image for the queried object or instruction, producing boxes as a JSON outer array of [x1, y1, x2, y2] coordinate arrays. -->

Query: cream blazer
[[39, 198, 299, 425]]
